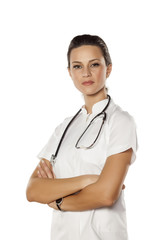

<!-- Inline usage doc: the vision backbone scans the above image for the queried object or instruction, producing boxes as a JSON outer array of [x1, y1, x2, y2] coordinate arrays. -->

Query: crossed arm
[[26, 148, 132, 211], [26, 160, 98, 204]]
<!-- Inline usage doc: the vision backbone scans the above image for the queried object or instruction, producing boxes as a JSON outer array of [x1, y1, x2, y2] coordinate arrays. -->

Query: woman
[[26, 34, 138, 240]]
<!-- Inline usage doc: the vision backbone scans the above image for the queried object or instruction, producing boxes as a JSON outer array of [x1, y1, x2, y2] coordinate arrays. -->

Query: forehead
[[70, 45, 104, 62]]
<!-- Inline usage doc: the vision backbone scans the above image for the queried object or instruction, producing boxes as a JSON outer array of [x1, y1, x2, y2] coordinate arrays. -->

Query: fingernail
[[41, 159, 44, 164]]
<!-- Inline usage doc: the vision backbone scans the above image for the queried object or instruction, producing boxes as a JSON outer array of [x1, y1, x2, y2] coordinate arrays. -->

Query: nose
[[82, 66, 91, 77]]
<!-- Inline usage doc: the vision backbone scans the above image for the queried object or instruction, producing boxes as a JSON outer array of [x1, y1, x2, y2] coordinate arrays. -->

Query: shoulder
[[54, 114, 75, 136], [108, 101, 136, 130]]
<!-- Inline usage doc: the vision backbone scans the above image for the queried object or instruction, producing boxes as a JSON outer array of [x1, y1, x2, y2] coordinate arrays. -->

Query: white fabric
[[37, 97, 138, 240]]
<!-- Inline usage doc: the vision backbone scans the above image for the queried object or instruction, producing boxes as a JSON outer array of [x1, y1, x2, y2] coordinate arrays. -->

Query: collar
[[81, 97, 109, 115]]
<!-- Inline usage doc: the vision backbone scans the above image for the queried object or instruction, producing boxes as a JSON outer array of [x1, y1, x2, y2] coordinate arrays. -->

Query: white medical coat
[[37, 97, 138, 240]]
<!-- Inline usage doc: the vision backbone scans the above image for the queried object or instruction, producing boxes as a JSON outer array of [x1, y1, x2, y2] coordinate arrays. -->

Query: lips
[[82, 81, 94, 86]]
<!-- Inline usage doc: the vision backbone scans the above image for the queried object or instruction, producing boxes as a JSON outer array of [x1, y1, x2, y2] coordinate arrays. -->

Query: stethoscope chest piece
[[50, 154, 56, 166]]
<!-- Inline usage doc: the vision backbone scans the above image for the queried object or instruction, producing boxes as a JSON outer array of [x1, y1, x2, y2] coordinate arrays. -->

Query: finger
[[37, 170, 42, 178], [51, 168, 56, 178], [49, 161, 53, 169], [49, 162, 56, 178], [38, 164, 48, 178], [43, 159, 55, 178], [122, 184, 125, 190], [48, 201, 56, 209], [41, 160, 54, 179], [48, 202, 53, 208]]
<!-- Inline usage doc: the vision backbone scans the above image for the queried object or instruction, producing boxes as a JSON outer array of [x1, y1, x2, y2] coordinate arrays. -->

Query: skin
[[26, 159, 99, 203], [68, 45, 112, 114], [26, 45, 132, 212]]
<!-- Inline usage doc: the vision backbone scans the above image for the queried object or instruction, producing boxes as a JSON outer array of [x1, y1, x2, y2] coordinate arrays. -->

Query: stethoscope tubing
[[54, 108, 82, 159], [50, 95, 111, 165]]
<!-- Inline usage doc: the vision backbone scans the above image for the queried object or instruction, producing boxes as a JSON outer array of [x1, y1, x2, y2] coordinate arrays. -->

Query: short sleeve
[[37, 116, 72, 161], [107, 110, 138, 164]]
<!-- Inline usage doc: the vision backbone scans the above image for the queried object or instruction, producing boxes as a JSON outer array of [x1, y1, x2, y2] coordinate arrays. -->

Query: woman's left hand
[[48, 201, 57, 210], [37, 159, 55, 179]]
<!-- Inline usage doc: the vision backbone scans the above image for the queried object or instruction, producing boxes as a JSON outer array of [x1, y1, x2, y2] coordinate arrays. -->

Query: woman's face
[[68, 45, 112, 96]]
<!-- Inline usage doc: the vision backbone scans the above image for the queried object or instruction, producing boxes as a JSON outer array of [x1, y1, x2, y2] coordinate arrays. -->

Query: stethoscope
[[50, 95, 111, 166]]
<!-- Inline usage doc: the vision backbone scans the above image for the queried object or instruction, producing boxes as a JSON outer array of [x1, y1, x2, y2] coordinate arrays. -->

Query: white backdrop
[[0, 0, 160, 239]]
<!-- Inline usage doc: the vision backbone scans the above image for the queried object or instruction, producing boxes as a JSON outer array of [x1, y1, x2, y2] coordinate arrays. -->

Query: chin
[[75, 83, 105, 96], [82, 90, 101, 97], [80, 88, 95, 95], [84, 87, 105, 96]]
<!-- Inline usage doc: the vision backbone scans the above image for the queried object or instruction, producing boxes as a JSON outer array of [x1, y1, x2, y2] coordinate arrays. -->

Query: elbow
[[26, 179, 50, 204], [103, 198, 115, 207], [100, 193, 117, 207], [26, 185, 34, 202], [26, 180, 37, 202], [100, 197, 115, 207], [26, 194, 33, 202], [93, 183, 117, 207]]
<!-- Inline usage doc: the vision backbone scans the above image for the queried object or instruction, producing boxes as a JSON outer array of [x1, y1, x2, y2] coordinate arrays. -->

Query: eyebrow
[[72, 58, 101, 64]]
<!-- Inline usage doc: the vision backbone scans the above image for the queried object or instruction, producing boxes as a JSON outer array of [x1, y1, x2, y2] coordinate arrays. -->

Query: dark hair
[[67, 34, 112, 68]]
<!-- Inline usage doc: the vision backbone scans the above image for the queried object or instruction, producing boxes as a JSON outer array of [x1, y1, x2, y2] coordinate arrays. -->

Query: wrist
[[56, 197, 64, 211]]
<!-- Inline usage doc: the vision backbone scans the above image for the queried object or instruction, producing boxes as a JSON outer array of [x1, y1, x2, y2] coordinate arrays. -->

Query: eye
[[73, 65, 82, 69], [91, 63, 100, 67]]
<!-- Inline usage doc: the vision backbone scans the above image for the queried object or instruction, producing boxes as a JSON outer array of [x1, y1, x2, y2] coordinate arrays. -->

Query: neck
[[83, 87, 107, 114]]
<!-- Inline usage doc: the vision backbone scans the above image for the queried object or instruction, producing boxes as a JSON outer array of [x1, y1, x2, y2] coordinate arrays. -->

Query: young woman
[[26, 34, 138, 240]]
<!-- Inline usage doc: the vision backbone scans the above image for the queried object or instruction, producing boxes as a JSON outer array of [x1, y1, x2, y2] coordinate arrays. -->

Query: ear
[[106, 64, 112, 78]]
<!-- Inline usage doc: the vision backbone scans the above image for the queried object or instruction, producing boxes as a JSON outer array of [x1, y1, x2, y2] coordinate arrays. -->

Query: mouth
[[82, 81, 94, 86]]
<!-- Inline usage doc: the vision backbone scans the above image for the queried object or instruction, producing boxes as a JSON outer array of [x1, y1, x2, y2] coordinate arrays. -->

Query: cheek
[[71, 71, 81, 83], [95, 68, 106, 81]]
